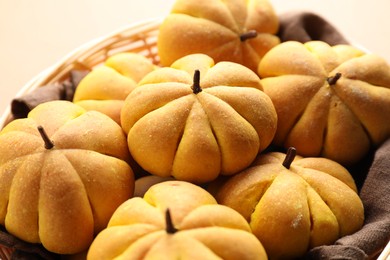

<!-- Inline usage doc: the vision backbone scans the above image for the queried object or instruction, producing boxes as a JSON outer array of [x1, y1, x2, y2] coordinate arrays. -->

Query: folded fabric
[[10, 69, 88, 120], [0, 226, 58, 260], [277, 11, 350, 45], [305, 138, 390, 260]]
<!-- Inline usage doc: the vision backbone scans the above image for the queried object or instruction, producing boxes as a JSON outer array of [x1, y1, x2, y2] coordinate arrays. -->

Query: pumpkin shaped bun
[[157, 0, 280, 71], [216, 147, 364, 259], [87, 180, 268, 260], [0, 101, 134, 254], [121, 54, 277, 183], [73, 52, 156, 125], [258, 41, 390, 165]]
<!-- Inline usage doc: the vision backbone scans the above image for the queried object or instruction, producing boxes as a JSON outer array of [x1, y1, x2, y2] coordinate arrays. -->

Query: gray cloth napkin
[[277, 11, 350, 45], [9, 69, 88, 121]]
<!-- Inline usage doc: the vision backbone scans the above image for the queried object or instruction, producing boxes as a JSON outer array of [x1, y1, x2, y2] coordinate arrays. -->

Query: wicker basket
[[0, 17, 162, 129], [0, 17, 389, 260], [0, 246, 13, 260]]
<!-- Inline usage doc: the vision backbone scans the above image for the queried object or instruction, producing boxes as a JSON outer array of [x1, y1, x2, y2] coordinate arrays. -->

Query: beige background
[[1, 0, 390, 116]]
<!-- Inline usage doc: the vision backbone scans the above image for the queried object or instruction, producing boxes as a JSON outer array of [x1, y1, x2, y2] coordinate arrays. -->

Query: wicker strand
[[0, 18, 161, 128], [0, 245, 13, 260]]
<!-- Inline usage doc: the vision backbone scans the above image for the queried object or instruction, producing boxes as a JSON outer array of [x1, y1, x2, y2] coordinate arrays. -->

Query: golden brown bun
[[157, 0, 280, 71], [121, 54, 277, 183], [258, 41, 390, 165], [73, 52, 156, 125], [0, 101, 134, 254], [216, 150, 364, 259], [87, 181, 268, 260]]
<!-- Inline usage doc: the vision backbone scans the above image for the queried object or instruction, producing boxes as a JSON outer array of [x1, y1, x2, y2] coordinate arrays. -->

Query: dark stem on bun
[[165, 208, 178, 234], [240, 30, 258, 41], [327, 73, 342, 85], [37, 125, 54, 149], [282, 147, 296, 169], [191, 69, 202, 94]]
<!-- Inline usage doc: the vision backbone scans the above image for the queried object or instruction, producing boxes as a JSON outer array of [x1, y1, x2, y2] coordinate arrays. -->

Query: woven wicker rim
[[378, 242, 390, 260], [0, 17, 162, 128]]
